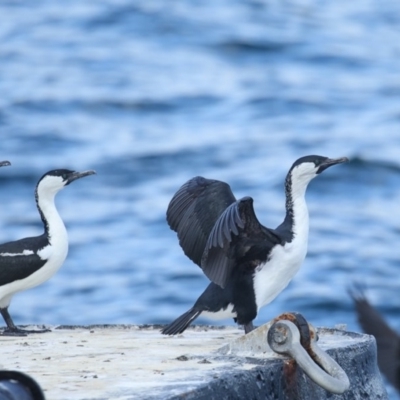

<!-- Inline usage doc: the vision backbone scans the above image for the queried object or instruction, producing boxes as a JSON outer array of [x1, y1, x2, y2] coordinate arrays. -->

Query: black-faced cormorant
[[162, 155, 348, 335], [0, 169, 95, 335]]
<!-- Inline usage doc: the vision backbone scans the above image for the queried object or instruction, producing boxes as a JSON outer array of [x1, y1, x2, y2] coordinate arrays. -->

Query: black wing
[[0, 235, 48, 286], [350, 286, 400, 391], [166, 176, 236, 267], [201, 197, 283, 288]]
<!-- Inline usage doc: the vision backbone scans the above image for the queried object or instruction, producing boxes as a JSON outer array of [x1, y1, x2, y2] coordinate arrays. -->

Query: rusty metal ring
[[267, 320, 350, 394]]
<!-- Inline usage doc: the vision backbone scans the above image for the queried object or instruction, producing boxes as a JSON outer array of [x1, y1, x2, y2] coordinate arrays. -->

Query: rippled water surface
[[1, 1, 400, 397]]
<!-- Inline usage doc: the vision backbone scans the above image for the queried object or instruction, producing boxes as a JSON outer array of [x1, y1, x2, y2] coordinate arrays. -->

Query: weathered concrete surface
[[214, 326, 388, 400], [0, 324, 388, 400]]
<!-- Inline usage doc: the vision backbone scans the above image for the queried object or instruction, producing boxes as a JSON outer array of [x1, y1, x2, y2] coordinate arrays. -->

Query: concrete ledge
[[0, 324, 387, 399]]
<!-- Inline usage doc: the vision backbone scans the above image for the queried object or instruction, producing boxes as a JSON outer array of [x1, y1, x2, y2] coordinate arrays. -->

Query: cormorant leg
[[244, 321, 255, 334], [0, 308, 50, 336], [1, 308, 26, 336]]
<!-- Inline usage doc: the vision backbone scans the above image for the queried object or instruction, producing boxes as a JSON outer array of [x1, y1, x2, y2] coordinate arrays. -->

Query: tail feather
[[161, 309, 201, 335]]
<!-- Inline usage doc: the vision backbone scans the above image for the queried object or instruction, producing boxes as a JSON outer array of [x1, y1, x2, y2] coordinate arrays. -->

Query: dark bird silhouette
[[350, 286, 400, 393], [0, 169, 95, 335], [162, 155, 348, 335], [0, 161, 11, 168]]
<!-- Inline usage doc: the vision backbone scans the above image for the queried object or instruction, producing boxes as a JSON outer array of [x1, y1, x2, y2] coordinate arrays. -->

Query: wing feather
[[166, 176, 236, 266], [202, 197, 282, 288]]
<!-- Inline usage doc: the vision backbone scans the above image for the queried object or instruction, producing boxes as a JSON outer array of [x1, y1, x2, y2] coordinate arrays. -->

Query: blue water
[[1, 0, 400, 397]]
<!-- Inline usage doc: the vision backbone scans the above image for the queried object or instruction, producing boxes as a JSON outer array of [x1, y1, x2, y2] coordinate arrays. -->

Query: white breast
[[253, 193, 309, 311], [32, 240, 69, 288], [253, 240, 307, 310]]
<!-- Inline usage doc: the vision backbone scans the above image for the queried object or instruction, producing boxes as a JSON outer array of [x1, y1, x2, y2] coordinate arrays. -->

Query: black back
[[168, 176, 285, 289], [0, 235, 48, 286]]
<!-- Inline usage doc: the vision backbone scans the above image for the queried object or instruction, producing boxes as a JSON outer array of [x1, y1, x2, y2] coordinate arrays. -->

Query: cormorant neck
[[35, 186, 67, 242], [282, 172, 310, 240]]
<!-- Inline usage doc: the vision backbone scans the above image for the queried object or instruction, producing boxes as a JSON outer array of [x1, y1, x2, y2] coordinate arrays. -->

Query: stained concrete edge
[[0, 324, 388, 400]]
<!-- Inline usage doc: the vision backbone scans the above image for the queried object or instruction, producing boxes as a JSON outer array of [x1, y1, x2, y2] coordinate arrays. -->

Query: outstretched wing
[[0, 235, 49, 286], [167, 176, 236, 267], [350, 286, 400, 391], [202, 197, 283, 288]]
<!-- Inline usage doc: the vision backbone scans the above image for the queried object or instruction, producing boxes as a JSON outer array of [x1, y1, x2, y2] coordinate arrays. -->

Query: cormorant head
[[36, 169, 96, 195], [289, 155, 348, 186]]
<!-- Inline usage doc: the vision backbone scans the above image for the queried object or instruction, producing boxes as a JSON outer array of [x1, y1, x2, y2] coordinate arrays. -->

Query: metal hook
[[267, 319, 350, 394]]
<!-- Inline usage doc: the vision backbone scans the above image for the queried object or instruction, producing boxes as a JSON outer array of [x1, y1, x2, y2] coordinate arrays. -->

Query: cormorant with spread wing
[[162, 155, 348, 335]]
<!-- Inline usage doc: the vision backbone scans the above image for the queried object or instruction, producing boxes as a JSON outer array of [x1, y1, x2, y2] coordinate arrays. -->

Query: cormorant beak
[[317, 157, 348, 174], [66, 170, 96, 185], [0, 160, 11, 167]]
